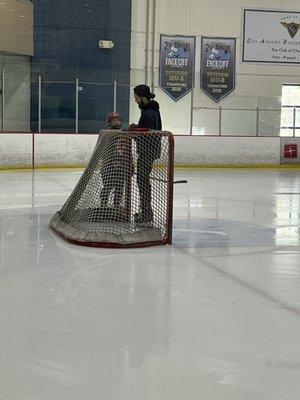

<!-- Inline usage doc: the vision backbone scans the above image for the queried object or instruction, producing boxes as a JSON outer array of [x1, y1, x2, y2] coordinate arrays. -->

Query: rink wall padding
[[1, 133, 300, 169]]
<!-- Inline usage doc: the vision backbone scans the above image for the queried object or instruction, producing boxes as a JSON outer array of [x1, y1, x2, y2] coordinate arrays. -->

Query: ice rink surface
[[0, 168, 300, 400]]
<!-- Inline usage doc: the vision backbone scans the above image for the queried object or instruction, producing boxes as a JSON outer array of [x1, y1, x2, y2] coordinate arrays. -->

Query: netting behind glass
[[50, 130, 174, 247]]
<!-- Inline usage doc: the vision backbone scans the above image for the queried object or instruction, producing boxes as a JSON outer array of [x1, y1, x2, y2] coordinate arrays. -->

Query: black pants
[[137, 155, 155, 215], [100, 167, 124, 207]]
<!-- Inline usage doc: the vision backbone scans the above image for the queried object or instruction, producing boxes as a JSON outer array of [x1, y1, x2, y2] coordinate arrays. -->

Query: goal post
[[49, 129, 174, 248]]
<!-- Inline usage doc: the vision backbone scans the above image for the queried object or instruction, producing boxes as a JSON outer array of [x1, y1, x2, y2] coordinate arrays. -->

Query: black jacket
[[138, 101, 162, 130], [136, 101, 162, 159]]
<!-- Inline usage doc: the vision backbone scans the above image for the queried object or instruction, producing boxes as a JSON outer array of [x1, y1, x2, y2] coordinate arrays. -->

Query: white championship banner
[[243, 9, 300, 64]]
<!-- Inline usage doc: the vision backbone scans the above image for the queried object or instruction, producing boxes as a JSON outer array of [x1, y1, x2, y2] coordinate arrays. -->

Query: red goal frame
[[50, 130, 175, 248]]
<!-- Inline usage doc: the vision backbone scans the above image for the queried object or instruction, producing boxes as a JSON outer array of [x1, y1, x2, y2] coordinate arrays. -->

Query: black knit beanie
[[133, 85, 155, 100]]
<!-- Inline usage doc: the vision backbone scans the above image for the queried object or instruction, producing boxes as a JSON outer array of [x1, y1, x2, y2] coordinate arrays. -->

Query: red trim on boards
[[1, 131, 281, 138]]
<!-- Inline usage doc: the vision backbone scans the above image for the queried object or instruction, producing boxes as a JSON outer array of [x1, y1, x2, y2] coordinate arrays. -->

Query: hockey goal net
[[50, 129, 174, 247]]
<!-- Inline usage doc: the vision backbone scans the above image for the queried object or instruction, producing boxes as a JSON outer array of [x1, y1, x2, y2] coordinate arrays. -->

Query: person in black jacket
[[131, 84, 162, 223]]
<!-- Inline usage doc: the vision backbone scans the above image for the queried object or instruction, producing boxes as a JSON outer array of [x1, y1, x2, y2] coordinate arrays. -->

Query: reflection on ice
[[0, 169, 300, 400]]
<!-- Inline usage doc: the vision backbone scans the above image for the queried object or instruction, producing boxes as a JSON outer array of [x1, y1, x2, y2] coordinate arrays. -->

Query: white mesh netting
[[50, 129, 174, 247]]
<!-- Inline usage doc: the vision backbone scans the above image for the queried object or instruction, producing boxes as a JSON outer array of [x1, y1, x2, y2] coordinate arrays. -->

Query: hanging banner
[[243, 9, 300, 64], [159, 35, 195, 101], [200, 37, 236, 103]]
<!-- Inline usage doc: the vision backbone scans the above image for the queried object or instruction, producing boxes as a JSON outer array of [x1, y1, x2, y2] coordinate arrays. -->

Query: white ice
[[0, 169, 300, 400]]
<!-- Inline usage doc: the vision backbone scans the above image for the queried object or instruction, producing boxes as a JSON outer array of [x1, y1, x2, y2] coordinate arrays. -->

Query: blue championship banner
[[201, 37, 236, 103], [159, 35, 195, 101]]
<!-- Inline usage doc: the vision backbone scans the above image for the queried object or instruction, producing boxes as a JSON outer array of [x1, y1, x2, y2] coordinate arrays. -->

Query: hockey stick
[[173, 179, 188, 184], [133, 172, 187, 184]]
